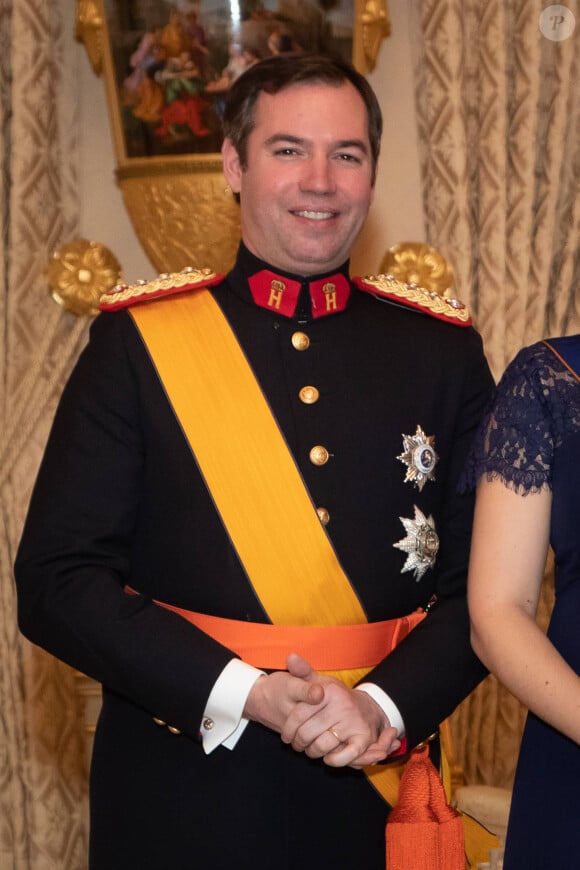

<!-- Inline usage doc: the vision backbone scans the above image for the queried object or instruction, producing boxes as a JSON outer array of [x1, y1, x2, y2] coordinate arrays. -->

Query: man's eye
[[337, 153, 361, 163], [274, 147, 299, 156]]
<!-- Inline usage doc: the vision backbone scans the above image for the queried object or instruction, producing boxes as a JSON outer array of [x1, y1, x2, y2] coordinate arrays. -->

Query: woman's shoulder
[[460, 335, 580, 494], [507, 334, 580, 368], [541, 335, 580, 379], [499, 335, 580, 397]]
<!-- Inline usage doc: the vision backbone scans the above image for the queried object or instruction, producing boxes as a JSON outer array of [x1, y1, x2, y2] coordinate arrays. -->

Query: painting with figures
[[105, 0, 355, 157]]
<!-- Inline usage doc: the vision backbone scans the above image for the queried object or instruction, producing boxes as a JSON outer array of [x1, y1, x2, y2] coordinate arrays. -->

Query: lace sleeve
[[460, 343, 564, 495]]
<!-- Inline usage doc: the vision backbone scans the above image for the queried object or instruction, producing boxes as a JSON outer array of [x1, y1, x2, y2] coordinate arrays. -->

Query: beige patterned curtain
[[409, 0, 579, 788], [410, 0, 580, 380], [0, 2, 90, 866]]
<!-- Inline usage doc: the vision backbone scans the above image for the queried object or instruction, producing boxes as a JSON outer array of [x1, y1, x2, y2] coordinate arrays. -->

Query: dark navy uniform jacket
[[15, 243, 493, 869]]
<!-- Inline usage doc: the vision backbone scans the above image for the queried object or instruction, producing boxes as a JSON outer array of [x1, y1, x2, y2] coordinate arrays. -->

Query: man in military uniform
[[15, 55, 493, 869]]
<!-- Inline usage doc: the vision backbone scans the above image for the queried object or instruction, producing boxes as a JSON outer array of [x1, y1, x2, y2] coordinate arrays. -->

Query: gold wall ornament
[[48, 239, 122, 316], [358, 0, 391, 72], [380, 241, 457, 297], [75, 0, 104, 75], [76, 0, 390, 275], [117, 161, 241, 275]]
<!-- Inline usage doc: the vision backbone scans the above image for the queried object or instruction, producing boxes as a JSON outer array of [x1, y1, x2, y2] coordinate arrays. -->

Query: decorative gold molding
[[48, 239, 122, 316], [75, 0, 104, 75], [358, 0, 391, 73], [118, 172, 241, 275], [380, 241, 457, 297]]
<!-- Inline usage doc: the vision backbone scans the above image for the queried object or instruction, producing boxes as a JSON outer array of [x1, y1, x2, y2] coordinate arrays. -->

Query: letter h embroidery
[[268, 279, 286, 310], [323, 282, 337, 312]]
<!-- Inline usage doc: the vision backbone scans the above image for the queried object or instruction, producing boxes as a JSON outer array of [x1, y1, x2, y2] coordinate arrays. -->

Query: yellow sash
[[132, 290, 365, 626], [130, 289, 499, 865], [130, 288, 407, 795]]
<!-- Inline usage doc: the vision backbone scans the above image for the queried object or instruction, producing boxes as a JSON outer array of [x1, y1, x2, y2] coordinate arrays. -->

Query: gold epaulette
[[99, 267, 224, 312], [353, 274, 472, 327]]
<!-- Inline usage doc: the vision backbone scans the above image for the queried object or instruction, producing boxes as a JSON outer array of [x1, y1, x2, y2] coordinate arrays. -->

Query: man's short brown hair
[[222, 54, 382, 183]]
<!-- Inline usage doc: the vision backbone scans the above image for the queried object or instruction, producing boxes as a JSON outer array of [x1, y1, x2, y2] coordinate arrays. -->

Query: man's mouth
[[292, 210, 335, 220]]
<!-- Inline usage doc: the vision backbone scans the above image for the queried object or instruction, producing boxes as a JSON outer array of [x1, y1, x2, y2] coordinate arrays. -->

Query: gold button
[[167, 725, 181, 735], [291, 331, 310, 351], [309, 445, 330, 466], [203, 717, 215, 731], [152, 717, 166, 726], [299, 385, 320, 404], [316, 507, 330, 525]]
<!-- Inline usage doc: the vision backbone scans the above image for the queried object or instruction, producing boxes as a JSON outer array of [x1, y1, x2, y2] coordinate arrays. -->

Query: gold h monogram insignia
[[323, 282, 337, 312], [268, 279, 286, 309]]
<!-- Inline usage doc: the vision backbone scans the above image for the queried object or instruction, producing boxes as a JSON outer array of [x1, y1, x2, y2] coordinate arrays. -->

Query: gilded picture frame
[[76, 0, 390, 273]]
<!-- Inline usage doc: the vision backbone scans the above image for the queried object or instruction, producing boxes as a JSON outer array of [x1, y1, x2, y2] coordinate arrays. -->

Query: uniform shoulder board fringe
[[353, 274, 472, 327], [99, 267, 224, 312]]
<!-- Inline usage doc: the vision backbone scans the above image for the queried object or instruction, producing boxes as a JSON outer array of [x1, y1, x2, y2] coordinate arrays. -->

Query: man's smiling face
[[222, 80, 376, 276]]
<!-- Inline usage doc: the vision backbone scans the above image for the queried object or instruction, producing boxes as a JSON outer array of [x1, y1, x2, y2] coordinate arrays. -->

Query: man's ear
[[221, 138, 243, 194]]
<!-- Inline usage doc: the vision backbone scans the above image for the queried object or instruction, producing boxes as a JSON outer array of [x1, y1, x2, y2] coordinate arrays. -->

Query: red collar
[[248, 270, 351, 319]]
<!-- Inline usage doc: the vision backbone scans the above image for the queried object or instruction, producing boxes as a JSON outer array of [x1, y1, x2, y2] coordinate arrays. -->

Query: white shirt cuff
[[355, 683, 406, 738], [201, 658, 264, 754]]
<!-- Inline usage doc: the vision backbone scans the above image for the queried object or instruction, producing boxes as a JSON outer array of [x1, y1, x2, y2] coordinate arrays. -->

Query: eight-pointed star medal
[[397, 425, 438, 491], [393, 506, 439, 581]]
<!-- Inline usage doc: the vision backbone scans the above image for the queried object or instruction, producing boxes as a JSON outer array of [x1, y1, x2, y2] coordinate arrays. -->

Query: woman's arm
[[468, 478, 580, 744]]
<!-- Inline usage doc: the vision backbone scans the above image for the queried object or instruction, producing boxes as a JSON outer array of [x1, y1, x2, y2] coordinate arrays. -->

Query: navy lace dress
[[463, 335, 580, 870]]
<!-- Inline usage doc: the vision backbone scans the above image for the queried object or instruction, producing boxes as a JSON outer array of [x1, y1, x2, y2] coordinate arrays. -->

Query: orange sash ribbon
[[125, 586, 425, 671]]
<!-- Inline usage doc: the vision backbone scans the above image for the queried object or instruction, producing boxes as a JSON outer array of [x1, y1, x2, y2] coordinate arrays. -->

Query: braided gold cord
[[361, 275, 471, 324], [100, 267, 217, 307]]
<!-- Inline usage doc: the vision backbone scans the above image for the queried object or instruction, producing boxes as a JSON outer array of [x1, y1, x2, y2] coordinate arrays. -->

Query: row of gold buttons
[[291, 332, 329, 525]]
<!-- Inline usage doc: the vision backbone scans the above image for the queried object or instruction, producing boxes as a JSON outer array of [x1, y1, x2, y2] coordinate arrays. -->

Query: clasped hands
[[243, 652, 401, 768]]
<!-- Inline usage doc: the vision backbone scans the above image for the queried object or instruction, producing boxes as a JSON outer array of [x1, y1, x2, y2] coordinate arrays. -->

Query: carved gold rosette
[[48, 239, 122, 316], [380, 242, 456, 297]]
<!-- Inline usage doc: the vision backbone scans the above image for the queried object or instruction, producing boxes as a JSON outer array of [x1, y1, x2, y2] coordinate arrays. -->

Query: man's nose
[[299, 156, 336, 193]]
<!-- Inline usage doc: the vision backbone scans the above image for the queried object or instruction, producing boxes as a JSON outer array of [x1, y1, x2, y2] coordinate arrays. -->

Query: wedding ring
[[327, 727, 340, 741]]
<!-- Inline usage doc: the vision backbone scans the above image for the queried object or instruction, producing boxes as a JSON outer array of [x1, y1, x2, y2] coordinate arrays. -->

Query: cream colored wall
[[79, 48, 155, 283], [353, 0, 425, 274], [78, 0, 424, 282]]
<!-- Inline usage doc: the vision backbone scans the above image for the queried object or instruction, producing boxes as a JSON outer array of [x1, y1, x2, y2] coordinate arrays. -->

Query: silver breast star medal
[[397, 425, 438, 491], [393, 506, 439, 581]]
